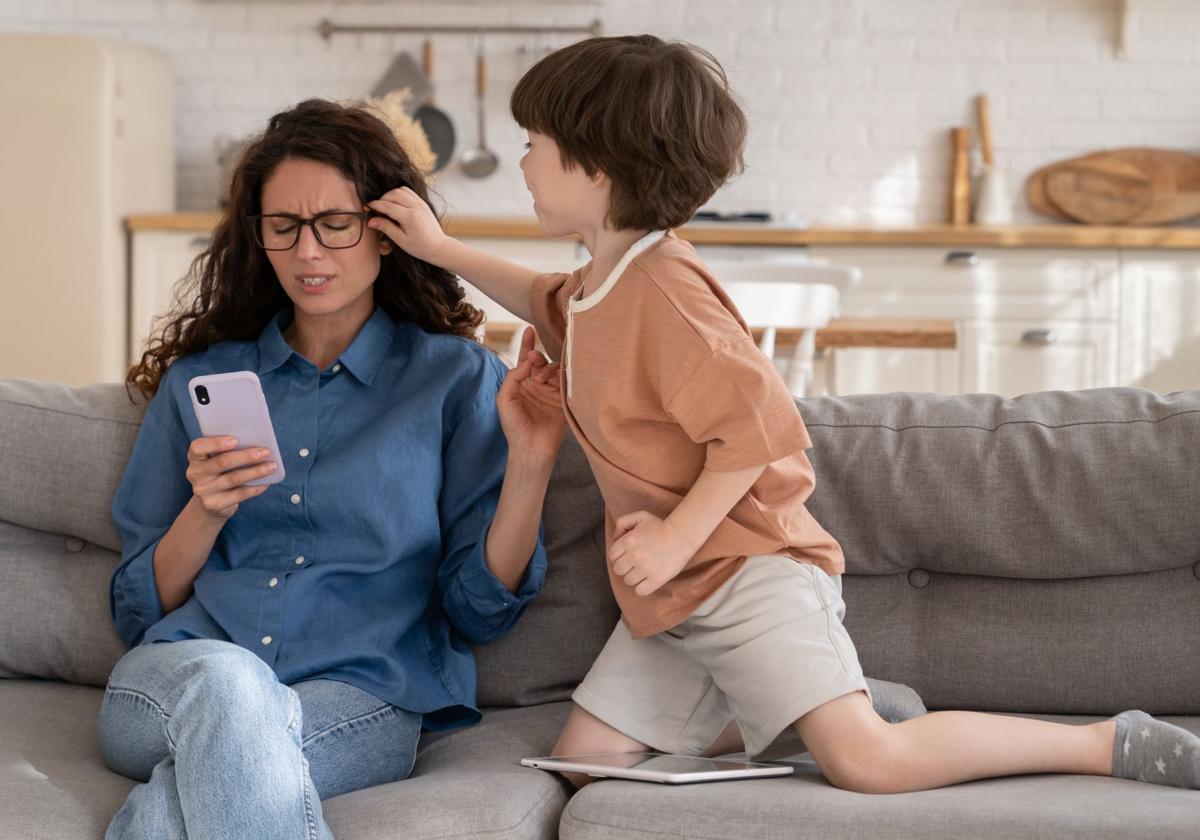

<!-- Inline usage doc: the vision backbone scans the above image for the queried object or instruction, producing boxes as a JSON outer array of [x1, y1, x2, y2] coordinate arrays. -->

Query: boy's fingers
[[369, 215, 405, 242], [378, 186, 419, 206]]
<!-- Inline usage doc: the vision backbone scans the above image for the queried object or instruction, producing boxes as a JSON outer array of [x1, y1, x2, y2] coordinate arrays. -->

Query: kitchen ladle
[[460, 37, 499, 178]]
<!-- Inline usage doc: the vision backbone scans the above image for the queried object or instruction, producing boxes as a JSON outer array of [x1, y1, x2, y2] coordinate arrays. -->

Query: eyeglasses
[[248, 211, 374, 251]]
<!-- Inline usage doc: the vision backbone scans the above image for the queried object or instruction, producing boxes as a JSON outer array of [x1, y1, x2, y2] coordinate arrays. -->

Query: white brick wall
[[3, 0, 1198, 225]]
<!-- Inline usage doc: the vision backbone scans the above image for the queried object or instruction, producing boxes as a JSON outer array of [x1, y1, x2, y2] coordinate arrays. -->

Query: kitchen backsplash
[[3, 0, 1198, 224]]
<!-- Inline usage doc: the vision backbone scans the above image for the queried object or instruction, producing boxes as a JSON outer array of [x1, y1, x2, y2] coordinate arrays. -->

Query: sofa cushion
[[561, 714, 1200, 840], [473, 433, 619, 707], [0, 379, 145, 552], [0, 378, 620, 704], [799, 387, 1200, 714], [0, 521, 124, 682], [0, 381, 144, 685], [0, 679, 570, 840]]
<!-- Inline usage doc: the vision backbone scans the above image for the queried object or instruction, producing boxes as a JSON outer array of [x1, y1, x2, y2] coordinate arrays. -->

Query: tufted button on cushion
[[907, 568, 931, 589]]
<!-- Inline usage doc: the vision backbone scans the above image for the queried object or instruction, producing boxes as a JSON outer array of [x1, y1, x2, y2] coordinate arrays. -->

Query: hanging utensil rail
[[317, 19, 603, 41]]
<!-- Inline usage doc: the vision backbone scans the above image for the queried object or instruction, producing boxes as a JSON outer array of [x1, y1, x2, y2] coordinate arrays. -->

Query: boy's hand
[[608, 511, 700, 596], [367, 186, 452, 266], [497, 327, 566, 467]]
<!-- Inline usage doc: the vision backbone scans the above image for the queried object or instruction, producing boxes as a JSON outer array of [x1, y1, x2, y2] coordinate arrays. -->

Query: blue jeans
[[99, 639, 422, 840]]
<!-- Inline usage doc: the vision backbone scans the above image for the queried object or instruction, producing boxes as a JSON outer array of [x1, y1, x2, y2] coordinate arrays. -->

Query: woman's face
[[259, 157, 390, 326]]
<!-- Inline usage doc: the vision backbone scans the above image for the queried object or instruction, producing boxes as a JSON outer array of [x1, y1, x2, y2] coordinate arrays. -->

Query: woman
[[101, 99, 565, 839]]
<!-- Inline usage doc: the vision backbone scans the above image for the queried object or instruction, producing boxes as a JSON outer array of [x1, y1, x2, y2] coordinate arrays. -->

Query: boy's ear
[[588, 168, 610, 189]]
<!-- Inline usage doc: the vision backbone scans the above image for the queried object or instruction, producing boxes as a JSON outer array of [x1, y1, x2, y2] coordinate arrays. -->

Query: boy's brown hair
[[511, 34, 747, 231]]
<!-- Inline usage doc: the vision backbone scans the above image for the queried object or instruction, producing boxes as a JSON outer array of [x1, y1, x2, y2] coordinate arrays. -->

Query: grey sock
[[1112, 710, 1200, 789], [865, 677, 927, 723]]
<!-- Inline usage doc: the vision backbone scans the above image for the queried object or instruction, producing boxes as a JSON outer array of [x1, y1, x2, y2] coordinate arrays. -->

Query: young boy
[[368, 35, 1200, 793]]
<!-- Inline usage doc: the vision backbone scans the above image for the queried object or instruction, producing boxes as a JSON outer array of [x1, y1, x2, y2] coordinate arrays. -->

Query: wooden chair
[[708, 260, 861, 396]]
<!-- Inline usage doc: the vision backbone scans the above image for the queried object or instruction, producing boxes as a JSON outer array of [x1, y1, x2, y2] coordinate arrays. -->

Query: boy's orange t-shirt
[[530, 230, 845, 639]]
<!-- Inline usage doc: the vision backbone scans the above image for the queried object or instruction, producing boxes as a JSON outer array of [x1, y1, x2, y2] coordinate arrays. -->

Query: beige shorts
[[573, 554, 871, 758]]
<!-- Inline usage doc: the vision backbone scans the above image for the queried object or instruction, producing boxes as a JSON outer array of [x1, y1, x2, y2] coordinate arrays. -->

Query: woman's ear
[[378, 233, 393, 255]]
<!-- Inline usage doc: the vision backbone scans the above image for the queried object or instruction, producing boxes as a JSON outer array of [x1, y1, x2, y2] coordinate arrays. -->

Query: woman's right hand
[[185, 436, 276, 520], [367, 186, 453, 267]]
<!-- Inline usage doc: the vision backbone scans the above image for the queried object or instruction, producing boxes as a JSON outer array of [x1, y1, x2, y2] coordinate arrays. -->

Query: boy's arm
[[368, 186, 539, 322], [609, 461, 767, 597]]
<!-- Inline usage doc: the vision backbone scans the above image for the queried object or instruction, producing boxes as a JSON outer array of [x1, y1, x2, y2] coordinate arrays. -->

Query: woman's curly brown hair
[[127, 98, 483, 399]]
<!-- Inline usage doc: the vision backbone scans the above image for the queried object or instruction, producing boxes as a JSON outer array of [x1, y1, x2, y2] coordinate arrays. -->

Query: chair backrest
[[705, 259, 861, 315], [720, 280, 840, 330], [708, 260, 858, 339]]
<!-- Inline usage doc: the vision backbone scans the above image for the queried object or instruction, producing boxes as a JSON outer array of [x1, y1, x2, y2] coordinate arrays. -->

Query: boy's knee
[[818, 728, 913, 794]]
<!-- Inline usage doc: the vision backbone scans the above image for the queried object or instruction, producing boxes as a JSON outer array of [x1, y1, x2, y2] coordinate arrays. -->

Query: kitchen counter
[[126, 212, 1200, 249]]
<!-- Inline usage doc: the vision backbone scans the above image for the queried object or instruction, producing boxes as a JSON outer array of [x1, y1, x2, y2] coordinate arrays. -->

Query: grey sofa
[[1, 378, 1197, 839]]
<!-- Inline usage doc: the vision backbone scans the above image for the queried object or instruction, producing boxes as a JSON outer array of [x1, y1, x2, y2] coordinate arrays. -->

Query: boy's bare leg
[[793, 691, 1116, 794], [549, 704, 650, 789]]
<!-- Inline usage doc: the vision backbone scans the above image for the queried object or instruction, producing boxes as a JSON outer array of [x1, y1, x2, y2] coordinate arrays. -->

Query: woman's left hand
[[497, 327, 566, 467]]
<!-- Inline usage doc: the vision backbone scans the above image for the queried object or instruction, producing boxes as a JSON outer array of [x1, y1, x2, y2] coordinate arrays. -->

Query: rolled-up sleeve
[[109, 371, 193, 646], [436, 356, 547, 645]]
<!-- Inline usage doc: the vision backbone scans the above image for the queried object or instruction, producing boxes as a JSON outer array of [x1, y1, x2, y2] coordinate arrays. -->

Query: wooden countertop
[[484, 320, 957, 351], [127, 212, 1200, 249]]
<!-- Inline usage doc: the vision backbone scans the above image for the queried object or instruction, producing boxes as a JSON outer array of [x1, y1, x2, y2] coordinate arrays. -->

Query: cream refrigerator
[[0, 33, 174, 385]]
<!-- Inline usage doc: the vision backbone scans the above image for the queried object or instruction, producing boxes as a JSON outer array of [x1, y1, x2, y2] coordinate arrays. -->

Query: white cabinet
[[830, 346, 961, 395], [128, 230, 582, 365], [1116, 251, 1200, 393], [129, 230, 212, 362], [808, 245, 1121, 396], [960, 320, 1117, 396]]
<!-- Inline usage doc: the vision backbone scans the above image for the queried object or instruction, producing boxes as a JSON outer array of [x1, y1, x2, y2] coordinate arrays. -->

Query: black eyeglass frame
[[247, 210, 377, 251]]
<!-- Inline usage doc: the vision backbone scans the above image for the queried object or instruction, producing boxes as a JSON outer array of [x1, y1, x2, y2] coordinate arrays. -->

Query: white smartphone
[[187, 371, 286, 486]]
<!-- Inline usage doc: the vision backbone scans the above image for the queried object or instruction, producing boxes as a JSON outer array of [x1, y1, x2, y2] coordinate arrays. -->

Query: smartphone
[[187, 371, 286, 486]]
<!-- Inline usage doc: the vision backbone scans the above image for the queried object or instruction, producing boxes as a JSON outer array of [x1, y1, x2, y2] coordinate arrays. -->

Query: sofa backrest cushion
[[0, 378, 620, 697], [800, 387, 1200, 714], [0, 380, 141, 682], [472, 435, 619, 707], [3, 379, 1197, 717]]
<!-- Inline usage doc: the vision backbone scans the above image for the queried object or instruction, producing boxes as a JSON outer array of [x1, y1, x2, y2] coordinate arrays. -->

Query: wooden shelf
[[126, 212, 1200, 250], [482, 319, 957, 351]]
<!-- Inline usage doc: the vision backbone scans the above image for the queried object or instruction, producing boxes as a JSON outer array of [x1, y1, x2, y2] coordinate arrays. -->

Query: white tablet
[[520, 752, 794, 784]]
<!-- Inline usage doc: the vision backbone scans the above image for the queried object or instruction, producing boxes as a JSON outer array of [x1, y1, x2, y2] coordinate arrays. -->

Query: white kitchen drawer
[[1117, 250, 1200, 392], [458, 237, 585, 274], [691, 244, 809, 262], [130, 229, 211, 362], [808, 246, 1119, 321], [832, 347, 961, 396], [960, 320, 1118, 396]]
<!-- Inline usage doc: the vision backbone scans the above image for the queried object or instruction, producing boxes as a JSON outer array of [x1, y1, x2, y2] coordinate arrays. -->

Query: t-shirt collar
[[570, 229, 670, 313]]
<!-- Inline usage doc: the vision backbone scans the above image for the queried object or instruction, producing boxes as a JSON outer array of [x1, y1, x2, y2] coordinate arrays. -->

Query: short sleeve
[[528, 271, 578, 362], [664, 338, 812, 472]]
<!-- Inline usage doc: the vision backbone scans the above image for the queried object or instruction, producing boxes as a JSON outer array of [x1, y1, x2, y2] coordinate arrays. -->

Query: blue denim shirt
[[109, 307, 546, 729]]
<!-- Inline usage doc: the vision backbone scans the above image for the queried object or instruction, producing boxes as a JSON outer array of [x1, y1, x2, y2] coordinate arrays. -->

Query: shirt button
[[299, 448, 310, 458], [290, 493, 301, 504], [332, 363, 342, 373], [268, 577, 278, 588], [261, 636, 273, 646], [294, 555, 305, 566]]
